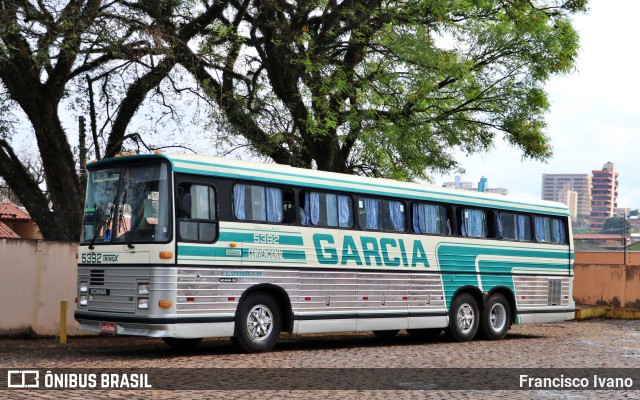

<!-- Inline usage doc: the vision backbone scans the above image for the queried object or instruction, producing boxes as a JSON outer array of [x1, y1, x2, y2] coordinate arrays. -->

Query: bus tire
[[406, 328, 442, 339], [480, 293, 511, 340], [162, 337, 202, 349], [447, 293, 479, 342], [234, 292, 281, 353], [372, 330, 400, 338]]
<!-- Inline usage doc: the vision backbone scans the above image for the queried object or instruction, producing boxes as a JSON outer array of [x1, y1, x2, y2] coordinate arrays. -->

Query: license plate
[[99, 323, 116, 333]]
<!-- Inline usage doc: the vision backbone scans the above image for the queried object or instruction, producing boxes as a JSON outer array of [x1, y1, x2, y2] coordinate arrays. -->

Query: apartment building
[[541, 174, 591, 219], [590, 162, 619, 230]]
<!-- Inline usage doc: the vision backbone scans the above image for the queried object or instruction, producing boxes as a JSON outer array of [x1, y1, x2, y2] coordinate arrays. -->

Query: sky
[[432, 0, 640, 209]]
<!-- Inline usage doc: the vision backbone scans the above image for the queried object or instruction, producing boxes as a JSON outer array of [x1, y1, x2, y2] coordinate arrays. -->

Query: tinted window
[[461, 208, 488, 238], [499, 213, 531, 241], [234, 184, 291, 223], [358, 198, 405, 232], [178, 183, 217, 242], [413, 203, 450, 235], [301, 191, 353, 228], [534, 216, 566, 244]]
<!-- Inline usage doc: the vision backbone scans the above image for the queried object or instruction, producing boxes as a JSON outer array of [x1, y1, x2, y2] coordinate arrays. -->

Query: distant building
[[0, 201, 42, 239], [442, 176, 474, 190], [0, 184, 21, 205], [615, 207, 632, 217], [541, 174, 591, 219], [442, 176, 508, 195], [485, 187, 509, 195], [478, 177, 488, 192], [590, 162, 619, 230], [557, 183, 579, 221]]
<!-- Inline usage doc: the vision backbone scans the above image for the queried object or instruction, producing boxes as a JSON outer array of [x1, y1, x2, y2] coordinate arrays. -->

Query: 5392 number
[[253, 234, 280, 244]]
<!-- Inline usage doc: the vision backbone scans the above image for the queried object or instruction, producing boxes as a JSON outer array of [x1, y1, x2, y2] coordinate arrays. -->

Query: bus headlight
[[138, 283, 149, 295], [80, 282, 88, 293], [138, 298, 149, 309], [79, 296, 88, 306]]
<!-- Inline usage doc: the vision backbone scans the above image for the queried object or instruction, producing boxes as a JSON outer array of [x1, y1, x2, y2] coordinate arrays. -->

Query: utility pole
[[623, 212, 627, 265], [79, 116, 87, 189]]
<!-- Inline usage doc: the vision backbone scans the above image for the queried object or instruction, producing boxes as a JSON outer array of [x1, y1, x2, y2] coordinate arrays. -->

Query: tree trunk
[[31, 102, 84, 242]]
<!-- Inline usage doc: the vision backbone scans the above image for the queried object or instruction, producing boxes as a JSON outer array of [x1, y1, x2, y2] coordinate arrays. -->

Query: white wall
[[0, 239, 87, 336]]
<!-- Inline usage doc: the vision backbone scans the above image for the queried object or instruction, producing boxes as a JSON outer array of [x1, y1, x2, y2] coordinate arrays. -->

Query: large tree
[[0, 0, 224, 241], [0, 0, 588, 242], [183, 0, 587, 179]]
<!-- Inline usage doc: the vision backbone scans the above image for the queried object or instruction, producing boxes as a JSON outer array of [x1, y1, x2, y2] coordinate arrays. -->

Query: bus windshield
[[81, 163, 170, 244]]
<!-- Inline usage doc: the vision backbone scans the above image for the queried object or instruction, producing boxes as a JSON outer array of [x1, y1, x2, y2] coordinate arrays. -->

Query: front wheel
[[447, 293, 479, 342], [234, 292, 281, 353], [480, 293, 511, 340]]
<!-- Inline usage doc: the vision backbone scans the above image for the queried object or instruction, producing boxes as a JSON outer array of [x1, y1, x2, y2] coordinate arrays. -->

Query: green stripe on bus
[[219, 231, 304, 246], [436, 243, 571, 309], [178, 245, 307, 261]]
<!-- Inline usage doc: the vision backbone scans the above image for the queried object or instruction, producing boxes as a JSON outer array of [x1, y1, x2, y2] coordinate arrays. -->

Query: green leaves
[[191, 0, 586, 181]]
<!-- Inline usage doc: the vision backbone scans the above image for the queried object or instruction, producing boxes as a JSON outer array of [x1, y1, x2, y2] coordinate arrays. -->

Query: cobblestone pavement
[[1, 319, 639, 399]]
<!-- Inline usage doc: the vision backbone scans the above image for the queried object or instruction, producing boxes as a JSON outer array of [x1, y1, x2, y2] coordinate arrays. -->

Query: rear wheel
[[162, 337, 202, 350], [447, 293, 479, 342], [372, 330, 400, 338], [480, 293, 511, 340], [234, 292, 281, 353]]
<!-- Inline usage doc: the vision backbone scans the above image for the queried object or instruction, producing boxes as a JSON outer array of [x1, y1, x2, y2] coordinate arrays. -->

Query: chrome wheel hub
[[490, 303, 507, 332], [247, 305, 273, 341], [457, 303, 475, 334]]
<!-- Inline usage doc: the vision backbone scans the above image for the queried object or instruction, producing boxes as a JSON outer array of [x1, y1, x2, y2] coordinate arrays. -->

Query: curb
[[575, 306, 640, 320]]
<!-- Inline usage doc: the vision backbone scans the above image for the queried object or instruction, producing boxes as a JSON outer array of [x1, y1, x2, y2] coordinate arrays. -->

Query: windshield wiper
[[117, 190, 135, 249], [88, 198, 115, 250]]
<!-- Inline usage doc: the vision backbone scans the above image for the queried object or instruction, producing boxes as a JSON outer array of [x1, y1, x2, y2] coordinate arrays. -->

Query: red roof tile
[[0, 221, 20, 238], [0, 201, 30, 221]]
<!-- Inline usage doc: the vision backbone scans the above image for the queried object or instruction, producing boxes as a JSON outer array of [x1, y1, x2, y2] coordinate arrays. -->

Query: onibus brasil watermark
[[7, 370, 151, 389]]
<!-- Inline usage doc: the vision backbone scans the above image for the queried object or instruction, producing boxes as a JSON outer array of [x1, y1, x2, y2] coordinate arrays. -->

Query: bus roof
[[88, 153, 569, 216]]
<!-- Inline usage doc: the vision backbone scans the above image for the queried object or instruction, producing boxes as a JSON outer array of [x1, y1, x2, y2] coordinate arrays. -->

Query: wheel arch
[[485, 286, 517, 325], [237, 283, 294, 334], [450, 285, 484, 311]]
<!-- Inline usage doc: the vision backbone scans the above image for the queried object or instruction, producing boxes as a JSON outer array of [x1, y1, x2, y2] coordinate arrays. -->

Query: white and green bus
[[75, 153, 574, 352]]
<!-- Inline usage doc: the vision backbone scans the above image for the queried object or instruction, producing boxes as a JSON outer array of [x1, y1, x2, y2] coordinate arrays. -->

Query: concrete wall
[[0, 239, 79, 336], [574, 252, 640, 309]]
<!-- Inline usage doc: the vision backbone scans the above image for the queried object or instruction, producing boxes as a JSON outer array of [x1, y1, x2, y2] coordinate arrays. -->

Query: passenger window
[[358, 198, 405, 231], [233, 184, 292, 223], [300, 191, 353, 228], [461, 208, 489, 238], [412, 203, 450, 235], [178, 183, 217, 242], [499, 213, 531, 241], [534, 216, 566, 244]]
